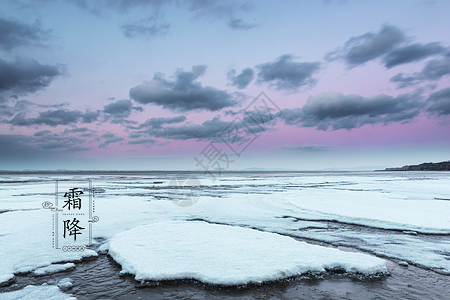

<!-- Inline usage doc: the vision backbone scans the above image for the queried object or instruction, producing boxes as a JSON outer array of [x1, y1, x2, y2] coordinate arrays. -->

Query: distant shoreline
[[384, 160, 450, 171]]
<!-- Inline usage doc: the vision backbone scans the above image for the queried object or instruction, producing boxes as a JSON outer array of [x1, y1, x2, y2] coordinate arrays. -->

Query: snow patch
[[109, 221, 388, 286], [57, 278, 73, 291], [33, 263, 75, 276], [0, 284, 75, 300], [0, 274, 14, 287]]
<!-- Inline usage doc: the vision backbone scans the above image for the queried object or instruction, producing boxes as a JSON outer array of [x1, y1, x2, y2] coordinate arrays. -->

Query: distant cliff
[[385, 161, 450, 171]]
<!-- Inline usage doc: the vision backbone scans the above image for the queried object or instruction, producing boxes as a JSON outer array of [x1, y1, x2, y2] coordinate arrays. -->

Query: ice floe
[[109, 221, 388, 286], [0, 284, 75, 300], [33, 263, 75, 276]]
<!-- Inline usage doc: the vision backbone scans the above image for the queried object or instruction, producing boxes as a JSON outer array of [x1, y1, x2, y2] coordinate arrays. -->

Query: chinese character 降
[[63, 218, 85, 241]]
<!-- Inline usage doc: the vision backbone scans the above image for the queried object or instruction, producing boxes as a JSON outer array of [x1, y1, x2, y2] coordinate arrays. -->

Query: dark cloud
[[242, 109, 279, 128], [103, 99, 143, 125], [0, 100, 26, 116], [104, 99, 132, 115], [9, 109, 83, 127], [420, 56, 450, 80], [0, 58, 63, 96], [136, 117, 232, 141], [280, 92, 423, 130], [227, 68, 254, 89], [99, 131, 124, 148], [33, 130, 52, 136], [427, 87, 450, 116], [133, 115, 187, 129], [0, 132, 91, 163], [0, 17, 50, 51], [79, 132, 95, 138], [326, 24, 405, 67], [82, 110, 100, 123], [33, 132, 89, 152], [0, 134, 49, 160], [390, 73, 417, 88], [101, 132, 115, 139], [127, 138, 156, 145], [131, 113, 275, 144], [103, 99, 142, 119], [67, 146, 92, 152], [391, 56, 450, 88], [228, 18, 257, 30], [256, 55, 320, 90], [383, 42, 446, 68], [63, 127, 90, 134], [121, 17, 170, 39], [130, 65, 239, 112], [129, 132, 143, 138], [0, 99, 68, 118], [279, 107, 302, 125]]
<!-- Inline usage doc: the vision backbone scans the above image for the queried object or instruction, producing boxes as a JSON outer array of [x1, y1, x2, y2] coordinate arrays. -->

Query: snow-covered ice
[[0, 284, 75, 300], [33, 263, 76, 276], [0, 208, 97, 286], [56, 278, 73, 291], [0, 275, 14, 287], [1, 171, 450, 294], [109, 221, 388, 285]]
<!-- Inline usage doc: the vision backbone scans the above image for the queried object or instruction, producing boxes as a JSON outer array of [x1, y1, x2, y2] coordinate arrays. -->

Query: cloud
[[132, 115, 187, 129], [82, 110, 100, 123], [184, 0, 256, 30], [326, 24, 405, 67], [129, 65, 240, 112], [227, 68, 254, 89], [390, 73, 417, 88], [63, 127, 90, 134], [0, 17, 50, 51], [242, 109, 279, 128], [383, 42, 446, 68], [281, 145, 333, 152], [32, 132, 90, 152], [280, 92, 423, 130], [33, 130, 52, 136], [121, 17, 170, 39], [131, 113, 277, 144], [103, 99, 142, 118], [69, 0, 256, 31], [256, 55, 320, 90], [0, 134, 49, 160], [228, 18, 257, 30], [278, 107, 302, 125], [0, 132, 92, 163], [391, 56, 450, 87], [0, 99, 70, 120], [0, 58, 63, 97], [9, 109, 83, 127], [420, 56, 450, 80], [134, 116, 234, 141], [101, 132, 115, 139], [127, 138, 157, 145], [99, 131, 124, 148], [68, 0, 168, 14], [427, 87, 450, 116], [0, 99, 28, 116]]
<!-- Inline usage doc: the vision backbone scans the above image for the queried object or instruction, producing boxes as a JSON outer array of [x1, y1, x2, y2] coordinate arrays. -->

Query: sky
[[1, 0, 450, 171]]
